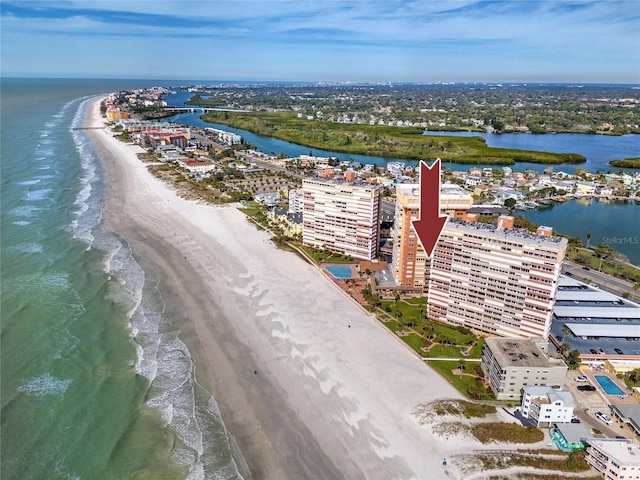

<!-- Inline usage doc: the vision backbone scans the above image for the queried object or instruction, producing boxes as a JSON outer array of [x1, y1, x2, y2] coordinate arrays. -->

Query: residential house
[[521, 386, 574, 426]]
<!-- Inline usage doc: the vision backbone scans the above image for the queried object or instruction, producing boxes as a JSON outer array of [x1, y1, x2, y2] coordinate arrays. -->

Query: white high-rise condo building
[[302, 178, 382, 261]]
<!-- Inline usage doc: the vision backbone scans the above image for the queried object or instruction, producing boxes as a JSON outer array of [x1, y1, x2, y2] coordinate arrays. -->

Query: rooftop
[[395, 182, 473, 204], [554, 306, 640, 320], [523, 386, 575, 407], [303, 177, 382, 191], [486, 338, 564, 368], [556, 423, 590, 445], [587, 438, 640, 465], [445, 218, 568, 248], [565, 323, 640, 338]]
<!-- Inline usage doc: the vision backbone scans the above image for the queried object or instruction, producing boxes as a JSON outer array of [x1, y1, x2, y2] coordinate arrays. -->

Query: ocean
[[1, 79, 249, 480]]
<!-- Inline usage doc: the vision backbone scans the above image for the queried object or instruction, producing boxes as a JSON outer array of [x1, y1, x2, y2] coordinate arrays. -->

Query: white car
[[575, 375, 588, 382], [595, 412, 613, 425]]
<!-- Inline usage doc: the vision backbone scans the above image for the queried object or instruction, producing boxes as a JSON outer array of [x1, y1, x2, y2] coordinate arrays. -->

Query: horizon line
[[2, 76, 640, 87]]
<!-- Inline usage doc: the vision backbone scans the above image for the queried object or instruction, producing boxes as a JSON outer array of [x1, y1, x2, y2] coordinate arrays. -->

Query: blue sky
[[1, 0, 639, 83]]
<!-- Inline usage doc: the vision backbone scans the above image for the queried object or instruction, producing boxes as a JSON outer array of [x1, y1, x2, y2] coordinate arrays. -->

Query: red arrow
[[411, 159, 447, 258]]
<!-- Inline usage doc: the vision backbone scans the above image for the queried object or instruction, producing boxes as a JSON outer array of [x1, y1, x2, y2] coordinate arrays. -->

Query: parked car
[[577, 385, 596, 392], [595, 412, 613, 425], [614, 348, 624, 355], [589, 349, 598, 354], [575, 375, 588, 382], [596, 348, 605, 354]]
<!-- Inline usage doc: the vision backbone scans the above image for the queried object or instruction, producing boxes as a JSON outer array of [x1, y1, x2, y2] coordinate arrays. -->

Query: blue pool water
[[594, 375, 626, 396], [325, 265, 353, 279]]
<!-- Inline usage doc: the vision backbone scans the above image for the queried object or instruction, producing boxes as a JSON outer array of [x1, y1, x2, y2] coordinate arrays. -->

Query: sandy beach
[[84, 98, 498, 479]]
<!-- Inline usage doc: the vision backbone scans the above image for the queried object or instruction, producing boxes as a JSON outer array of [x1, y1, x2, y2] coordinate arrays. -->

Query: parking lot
[[564, 368, 638, 440]]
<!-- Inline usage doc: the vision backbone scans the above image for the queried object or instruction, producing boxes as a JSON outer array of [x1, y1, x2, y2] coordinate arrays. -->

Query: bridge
[[162, 107, 214, 114], [162, 107, 251, 114]]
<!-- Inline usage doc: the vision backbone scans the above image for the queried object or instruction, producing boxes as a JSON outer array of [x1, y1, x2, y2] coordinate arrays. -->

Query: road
[[562, 261, 639, 302], [574, 408, 627, 438]]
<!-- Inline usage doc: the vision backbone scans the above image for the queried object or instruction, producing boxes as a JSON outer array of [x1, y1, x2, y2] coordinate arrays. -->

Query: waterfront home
[[521, 386, 575, 427], [464, 175, 484, 187], [575, 181, 597, 196], [553, 180, 575, 193]]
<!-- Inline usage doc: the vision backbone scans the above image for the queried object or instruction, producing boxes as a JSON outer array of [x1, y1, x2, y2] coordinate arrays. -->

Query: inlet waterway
[[520, 198, 639, 265], [165, 90, 639, 175], [165, 91, 639, 266]]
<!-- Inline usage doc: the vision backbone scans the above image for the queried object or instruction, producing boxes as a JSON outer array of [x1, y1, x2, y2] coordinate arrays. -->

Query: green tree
[[594, 243, 615, 271], [504, 198, 517, 209], [586, 232, 593, 249], [561, 325, 571, 343]]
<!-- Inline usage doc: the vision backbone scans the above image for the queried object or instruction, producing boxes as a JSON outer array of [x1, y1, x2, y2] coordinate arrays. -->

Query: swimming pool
[[594, 375, 626, 396], [325, 265, 353, 279]]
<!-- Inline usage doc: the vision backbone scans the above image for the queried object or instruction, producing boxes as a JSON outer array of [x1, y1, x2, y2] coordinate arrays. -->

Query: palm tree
[[561, 325, 571, 343], [586, 232, 593, 249]]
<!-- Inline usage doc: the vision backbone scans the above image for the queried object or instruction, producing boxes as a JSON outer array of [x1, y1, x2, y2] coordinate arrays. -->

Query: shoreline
[[83, 96, 490, 479]]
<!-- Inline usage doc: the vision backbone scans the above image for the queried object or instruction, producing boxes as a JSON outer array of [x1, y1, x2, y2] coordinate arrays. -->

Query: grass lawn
[[426, 359, 494, 400], [424, 344, 465, 358], [468, 337, 485, 358], [237, 200, 262, 217], [428, 360, 479, 390], [402, 297, 428, 306], [432, 322, 475, 345], [567, 248, 640, 284], [401, 333, 426, 353], [297, 245, 356, 264], [382, 319, 402, 332]]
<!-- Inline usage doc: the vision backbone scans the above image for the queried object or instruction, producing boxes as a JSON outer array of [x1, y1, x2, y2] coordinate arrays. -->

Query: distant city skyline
[[1, 0, 639, 84]]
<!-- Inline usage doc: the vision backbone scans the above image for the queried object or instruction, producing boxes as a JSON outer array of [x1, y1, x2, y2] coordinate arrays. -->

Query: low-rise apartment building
[[585, 438, 640, 480], [481, 337, 567, 401]]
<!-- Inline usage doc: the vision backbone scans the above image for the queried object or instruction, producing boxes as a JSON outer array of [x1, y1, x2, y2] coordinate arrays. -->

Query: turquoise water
[[325, 265, 353, 279], [522, 198, 640, 265], [1, 79, 248, 479], [594, 375, 626, 396]]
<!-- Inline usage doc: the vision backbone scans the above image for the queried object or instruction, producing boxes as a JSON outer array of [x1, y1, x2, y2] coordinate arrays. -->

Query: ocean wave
[[24, 188, 53, 202], [17, 373, 72, 396], [70, 99, 102, 246], [73, 96, 249, 480], [9, 204, 44, 219], [17, 179, 42, 186]]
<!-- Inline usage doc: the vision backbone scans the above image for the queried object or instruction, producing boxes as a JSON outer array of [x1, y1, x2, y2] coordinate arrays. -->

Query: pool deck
[[321, 263, 359, 279], [594, 375, 626, 396], [572, 368, 637, 406]]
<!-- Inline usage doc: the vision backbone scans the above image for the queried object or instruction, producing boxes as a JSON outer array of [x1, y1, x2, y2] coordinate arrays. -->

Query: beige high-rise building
[[391, 183, 473, 290], [302, 178, 382, 261], [391, 183, 567, 338]]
